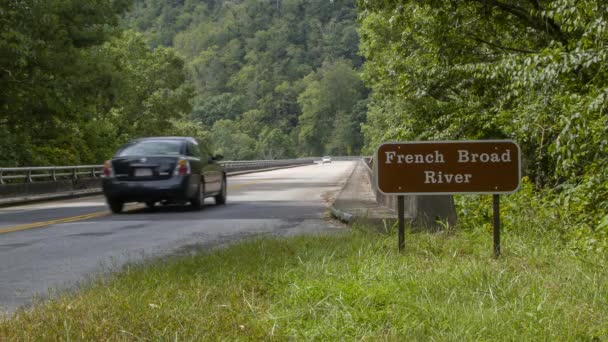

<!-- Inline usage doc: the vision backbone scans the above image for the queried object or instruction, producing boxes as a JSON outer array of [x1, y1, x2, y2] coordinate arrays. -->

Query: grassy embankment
[[2, 214, 607, 340]]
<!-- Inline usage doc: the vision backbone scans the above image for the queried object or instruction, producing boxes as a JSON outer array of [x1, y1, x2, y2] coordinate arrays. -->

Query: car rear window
[[117, 140, 184, 157]]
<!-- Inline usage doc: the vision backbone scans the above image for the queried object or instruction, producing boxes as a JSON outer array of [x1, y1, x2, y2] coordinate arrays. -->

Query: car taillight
[[102, 160, 114, 178], [174, 158, 190, 176]]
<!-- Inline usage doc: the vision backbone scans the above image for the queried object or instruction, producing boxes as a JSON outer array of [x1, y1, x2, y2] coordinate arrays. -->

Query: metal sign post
[[398, 195, 405, 252], [493, 194, 500, 257]]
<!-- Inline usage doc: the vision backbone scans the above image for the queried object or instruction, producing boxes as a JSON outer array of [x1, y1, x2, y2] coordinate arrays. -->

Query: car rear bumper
[[102, 176, 197, 203]]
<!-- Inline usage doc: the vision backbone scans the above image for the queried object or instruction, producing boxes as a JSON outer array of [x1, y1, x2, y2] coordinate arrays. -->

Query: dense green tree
[[192, 93, 244, 126], [297, 74, 329, 156], [210, 119, 257, 160], [1, 0, 130, 165], [358, 0, 608, 233], [297, 59, 367, 156], [256, 127, 295, 160], [99, 31, 193, 138], [359, 0, 607, 180], [327, 99, 368, 155], [0, 0, 194, 166]]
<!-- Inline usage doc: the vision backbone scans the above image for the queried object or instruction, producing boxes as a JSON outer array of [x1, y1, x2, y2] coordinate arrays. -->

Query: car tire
[[214, 177, 227, 205], [190, 181, 205, 210], [108, 199, 124, 214]]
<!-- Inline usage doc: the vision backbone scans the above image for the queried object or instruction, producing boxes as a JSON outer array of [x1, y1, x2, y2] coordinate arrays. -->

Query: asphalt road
[[0, 161, 355, 314]]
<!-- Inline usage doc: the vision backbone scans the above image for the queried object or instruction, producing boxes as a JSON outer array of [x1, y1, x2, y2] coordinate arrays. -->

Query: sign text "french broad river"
[[384, 149, 513, 184]]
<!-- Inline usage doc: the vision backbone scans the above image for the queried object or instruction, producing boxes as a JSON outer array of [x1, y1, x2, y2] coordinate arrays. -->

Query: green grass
[[1, 225, 607, 341]]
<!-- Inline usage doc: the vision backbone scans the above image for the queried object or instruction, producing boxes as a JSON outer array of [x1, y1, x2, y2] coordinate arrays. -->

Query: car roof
[[132, 136, 198, 144]]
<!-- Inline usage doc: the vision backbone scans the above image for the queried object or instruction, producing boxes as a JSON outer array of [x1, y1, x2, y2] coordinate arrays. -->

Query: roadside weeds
[[1, 225, 607, 340]]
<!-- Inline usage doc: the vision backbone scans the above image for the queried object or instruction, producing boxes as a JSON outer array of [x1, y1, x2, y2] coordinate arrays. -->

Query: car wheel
[[214, 177, 227, 205], [190, 181, 205, 210], [108, 199, 124, 214]]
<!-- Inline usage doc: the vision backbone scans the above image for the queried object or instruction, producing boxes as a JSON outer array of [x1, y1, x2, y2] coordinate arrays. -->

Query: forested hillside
[[358, 0, 608, 249], [0, 0, 366, 166], [125, 0, 367, 159], [0, 0, 195, 166]]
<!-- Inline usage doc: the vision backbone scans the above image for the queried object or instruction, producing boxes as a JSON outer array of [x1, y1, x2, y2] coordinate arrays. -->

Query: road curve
[[0, 161, 355, 313]]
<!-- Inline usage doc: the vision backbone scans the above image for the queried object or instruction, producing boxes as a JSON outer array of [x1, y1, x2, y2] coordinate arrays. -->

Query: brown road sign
[[375, 140, 521, 195]]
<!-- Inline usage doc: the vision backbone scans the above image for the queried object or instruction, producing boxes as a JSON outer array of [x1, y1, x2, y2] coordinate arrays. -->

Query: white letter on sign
[[458, 150, 470, 163], [424, 171, 436, 184], [385, 151, 396, 164], [501, 149, 511, 162]]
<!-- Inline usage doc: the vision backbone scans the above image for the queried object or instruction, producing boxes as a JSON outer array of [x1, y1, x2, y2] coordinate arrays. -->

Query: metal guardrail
[[220, 159, 315, 172], [0, 166, 103, 184], [318, 156, 366, 161]]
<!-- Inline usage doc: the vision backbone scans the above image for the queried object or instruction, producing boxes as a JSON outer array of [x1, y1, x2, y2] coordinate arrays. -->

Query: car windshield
[[117, 140, 183, 157]]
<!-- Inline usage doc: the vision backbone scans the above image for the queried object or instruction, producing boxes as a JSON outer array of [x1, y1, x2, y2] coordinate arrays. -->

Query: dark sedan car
[[101, 137, 226, 213]]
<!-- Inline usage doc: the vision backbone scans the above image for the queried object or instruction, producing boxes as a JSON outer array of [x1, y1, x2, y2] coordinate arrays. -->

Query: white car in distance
[[321, 156, 332, 164]]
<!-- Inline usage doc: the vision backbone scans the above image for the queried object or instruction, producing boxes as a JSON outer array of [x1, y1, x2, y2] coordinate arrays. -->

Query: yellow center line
[[0, 204, 144, 235], [0, 212, 111, 235], [0, 181, 260, 235], [228, 182, 257, 191]]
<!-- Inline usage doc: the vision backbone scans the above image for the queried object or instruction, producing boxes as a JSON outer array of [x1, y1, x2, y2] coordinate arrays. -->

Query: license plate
[[134, 168, 153, 177]]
